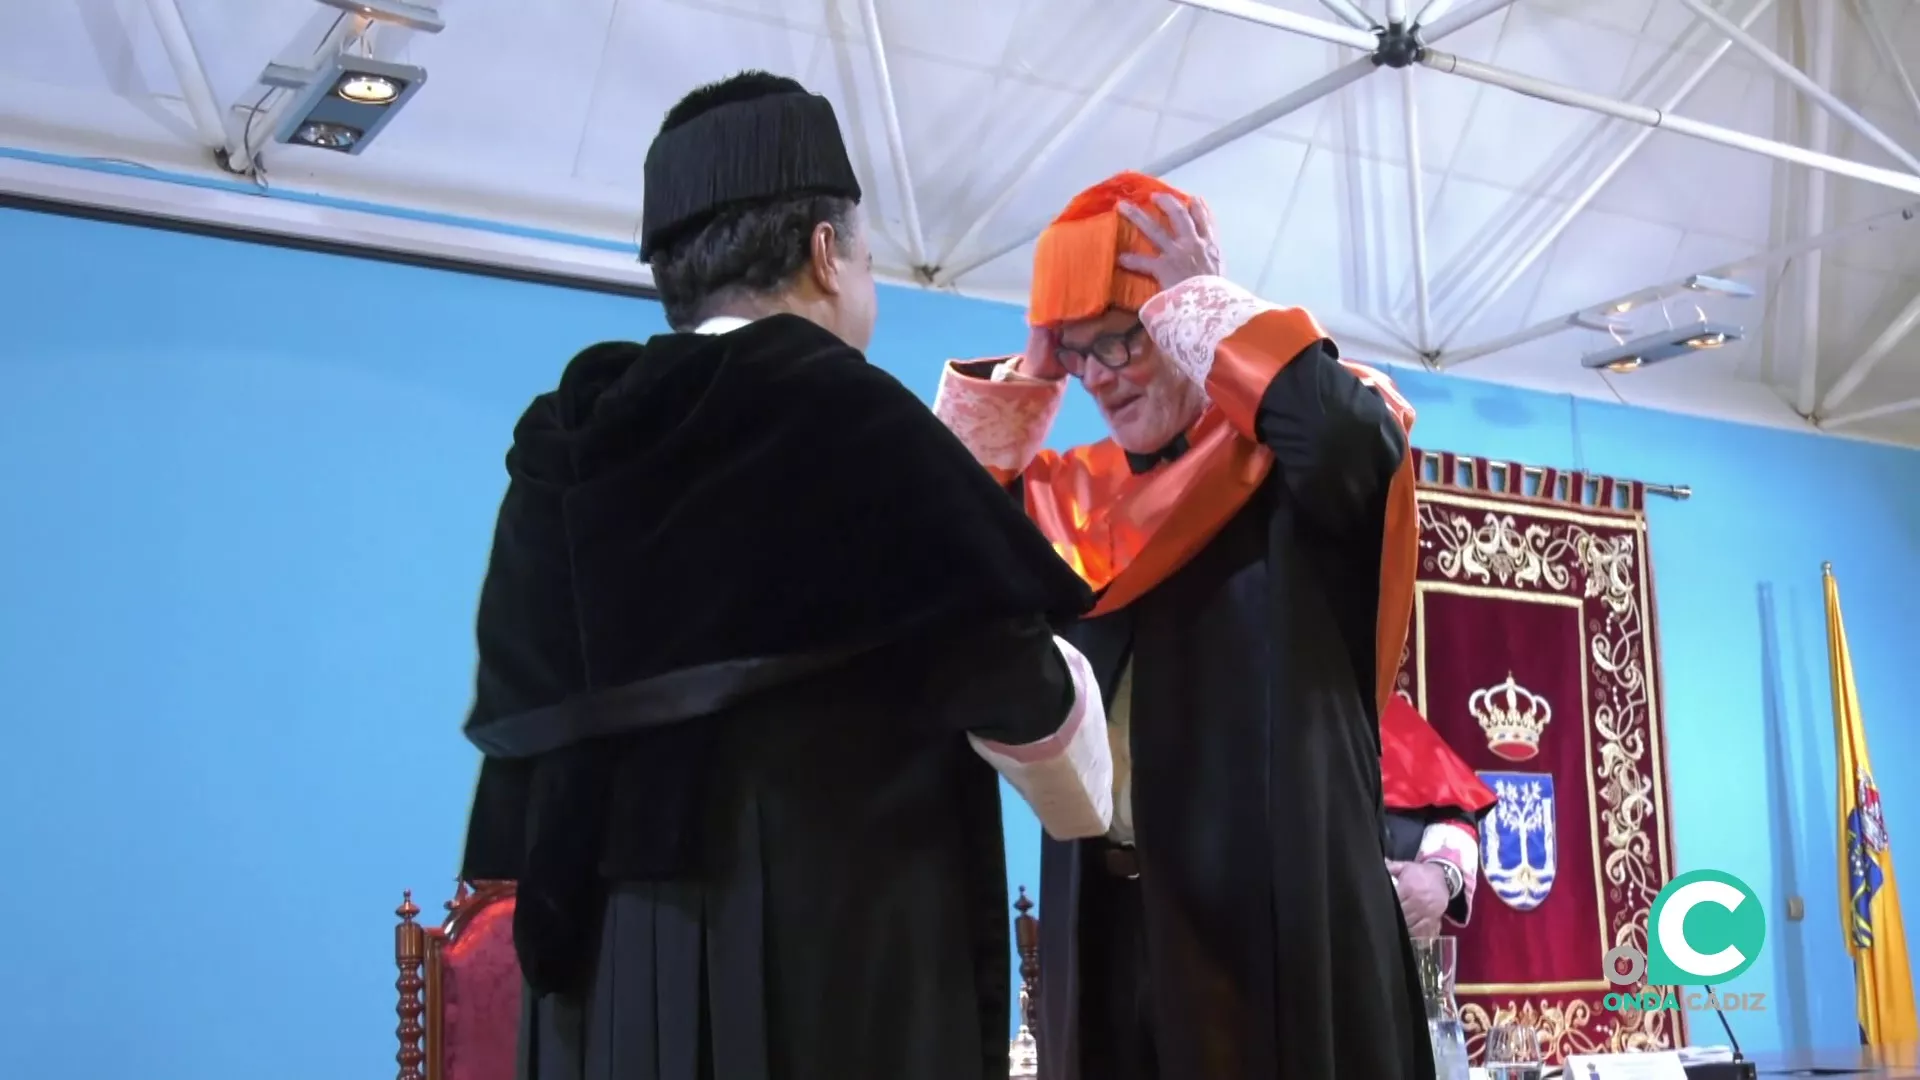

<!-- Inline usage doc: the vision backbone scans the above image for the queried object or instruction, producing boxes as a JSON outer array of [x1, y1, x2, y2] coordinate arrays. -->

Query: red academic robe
[[936, 275, 1431, 1080], [1382, 693, 1499, 925]]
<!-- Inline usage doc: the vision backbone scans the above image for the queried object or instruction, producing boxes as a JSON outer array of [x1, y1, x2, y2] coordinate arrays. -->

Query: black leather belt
[[1103, 845, 1141, 880]]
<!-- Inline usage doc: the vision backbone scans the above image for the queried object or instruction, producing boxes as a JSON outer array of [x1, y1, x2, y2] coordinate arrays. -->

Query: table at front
[[1748, 1044, 1920, 1078]]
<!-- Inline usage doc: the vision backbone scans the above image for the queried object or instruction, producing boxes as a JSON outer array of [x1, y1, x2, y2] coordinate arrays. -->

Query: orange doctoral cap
[[1028, 171, 1195, 328]]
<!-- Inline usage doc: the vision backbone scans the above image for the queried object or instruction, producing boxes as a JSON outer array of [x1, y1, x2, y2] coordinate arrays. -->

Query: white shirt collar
[[693, 315, 752, 336]]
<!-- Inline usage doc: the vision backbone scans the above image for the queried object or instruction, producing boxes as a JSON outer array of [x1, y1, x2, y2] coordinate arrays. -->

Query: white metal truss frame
[[933, 0, 1519, 293], [141, 0, 251, 173], [934, 0, 1920, 406], [855, 0, 931, 278], [1434, 0, 1777, 357], [1437, 199, 1920, 367], [18, 0, 1920, 427]]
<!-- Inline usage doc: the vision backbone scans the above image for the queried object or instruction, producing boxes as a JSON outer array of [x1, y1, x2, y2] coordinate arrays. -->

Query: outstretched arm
[[924, 618, 1113, 841]]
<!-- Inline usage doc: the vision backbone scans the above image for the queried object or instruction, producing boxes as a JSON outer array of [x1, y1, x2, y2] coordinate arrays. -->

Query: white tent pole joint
[[143, 0, 251, 174], [855, 0, 931, 277]]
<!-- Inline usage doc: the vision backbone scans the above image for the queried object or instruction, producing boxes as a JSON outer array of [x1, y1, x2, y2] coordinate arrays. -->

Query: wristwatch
[[1433, 859, 1465, 899]]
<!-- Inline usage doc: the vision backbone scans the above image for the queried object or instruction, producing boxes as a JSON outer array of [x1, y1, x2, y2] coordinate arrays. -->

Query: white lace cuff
[[1139, 276, 1274, 388], [932, 358, 1064, 473], [968, 637, 1114, 841]]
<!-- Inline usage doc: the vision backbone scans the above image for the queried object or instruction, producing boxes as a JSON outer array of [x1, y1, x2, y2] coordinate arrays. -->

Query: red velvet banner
[[1397, 450, 1686, 1062]]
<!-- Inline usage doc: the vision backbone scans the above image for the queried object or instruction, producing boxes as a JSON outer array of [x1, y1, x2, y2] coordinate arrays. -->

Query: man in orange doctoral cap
[[934, 171, 1431, 1079], [1381, 694, 1499, 937]]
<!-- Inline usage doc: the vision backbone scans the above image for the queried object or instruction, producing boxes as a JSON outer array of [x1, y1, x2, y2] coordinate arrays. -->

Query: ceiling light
[[269, 54, 427, 156], [1580, 321, 1745, 371], [293, 121, 361, 149], [1685, 273, 1755, 299], [336, 73, 401, 104]]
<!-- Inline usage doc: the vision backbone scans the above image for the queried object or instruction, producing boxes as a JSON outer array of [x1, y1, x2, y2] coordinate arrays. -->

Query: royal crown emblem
[[1469, 672, 1552, 762]]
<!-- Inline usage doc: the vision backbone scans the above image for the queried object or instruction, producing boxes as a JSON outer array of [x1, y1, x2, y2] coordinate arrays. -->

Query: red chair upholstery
[[396, 882, 522, 1080]]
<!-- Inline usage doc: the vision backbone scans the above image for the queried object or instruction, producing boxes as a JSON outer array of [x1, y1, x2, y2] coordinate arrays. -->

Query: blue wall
[[2, 205, 1917, 1078]]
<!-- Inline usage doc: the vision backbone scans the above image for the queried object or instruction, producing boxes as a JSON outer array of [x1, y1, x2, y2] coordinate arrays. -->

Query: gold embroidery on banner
[[1416, 489, 1681, 1061], [1460, 996, 1673, 1061]]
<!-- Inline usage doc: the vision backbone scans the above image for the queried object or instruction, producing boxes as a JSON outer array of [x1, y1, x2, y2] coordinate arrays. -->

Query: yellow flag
[[1827, 563, 1919, 1047]]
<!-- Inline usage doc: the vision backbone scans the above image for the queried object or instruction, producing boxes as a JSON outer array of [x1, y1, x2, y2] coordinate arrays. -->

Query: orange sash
[[1018, 310, 1417, 716]]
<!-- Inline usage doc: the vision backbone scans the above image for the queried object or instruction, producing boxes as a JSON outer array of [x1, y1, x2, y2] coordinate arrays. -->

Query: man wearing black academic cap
[[458, 71, 1116, 1080]]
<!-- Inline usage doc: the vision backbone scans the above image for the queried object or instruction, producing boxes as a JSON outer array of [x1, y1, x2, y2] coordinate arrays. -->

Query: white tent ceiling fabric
[[4, 0, 1920, 444]]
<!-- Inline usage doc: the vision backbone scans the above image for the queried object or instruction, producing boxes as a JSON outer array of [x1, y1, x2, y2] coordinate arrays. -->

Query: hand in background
[[1388, 858, 1451, 939]]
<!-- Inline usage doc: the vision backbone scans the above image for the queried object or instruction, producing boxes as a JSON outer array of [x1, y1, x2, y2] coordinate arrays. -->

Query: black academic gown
[[458, 315, 1095, 1080], [1033, 344, 1436, 1080]]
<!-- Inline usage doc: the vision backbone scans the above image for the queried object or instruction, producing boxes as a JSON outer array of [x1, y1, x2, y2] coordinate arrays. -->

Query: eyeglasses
[[1055, 321, 1149, 376]]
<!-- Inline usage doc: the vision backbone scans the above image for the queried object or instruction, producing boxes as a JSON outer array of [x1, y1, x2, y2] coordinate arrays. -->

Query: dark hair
[[649, 194, 857, 331], [647, 71, 858, 331]]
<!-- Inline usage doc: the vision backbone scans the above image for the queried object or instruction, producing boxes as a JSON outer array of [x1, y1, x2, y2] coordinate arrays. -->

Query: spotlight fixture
[[1581, 273, 1752, 325], [314, 0, 446, 34], [337, 73, 401, 104], [1580, 322, 1745, 372], [1685, 273, 1755, 299], [268, 53, 427, 155]]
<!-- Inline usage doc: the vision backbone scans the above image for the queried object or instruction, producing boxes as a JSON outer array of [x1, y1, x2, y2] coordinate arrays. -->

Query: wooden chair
[[395, 881, 521, 1080], [394, 882, 1042, 1079]]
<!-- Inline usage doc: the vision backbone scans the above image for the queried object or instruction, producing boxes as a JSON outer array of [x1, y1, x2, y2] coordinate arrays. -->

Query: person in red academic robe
[[1381, 693, 1499, 938], [934, 171, 1432, 1079]]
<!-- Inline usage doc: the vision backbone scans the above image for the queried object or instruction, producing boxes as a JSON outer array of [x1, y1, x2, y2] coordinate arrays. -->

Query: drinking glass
[[1484, 1019, 1544, 1080], [1412, 937, 1469, 1080]]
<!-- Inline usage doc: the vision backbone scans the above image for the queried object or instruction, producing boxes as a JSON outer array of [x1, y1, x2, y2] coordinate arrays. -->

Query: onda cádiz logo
[[1602, 870, 1769, 1014]]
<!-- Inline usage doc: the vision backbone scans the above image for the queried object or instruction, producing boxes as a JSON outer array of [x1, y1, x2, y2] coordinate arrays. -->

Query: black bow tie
[[1124, 432, 1190, 475]]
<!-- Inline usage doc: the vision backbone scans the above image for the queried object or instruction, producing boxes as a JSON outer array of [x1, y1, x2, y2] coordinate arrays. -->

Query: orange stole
[[1019, 311, 1418, 717]]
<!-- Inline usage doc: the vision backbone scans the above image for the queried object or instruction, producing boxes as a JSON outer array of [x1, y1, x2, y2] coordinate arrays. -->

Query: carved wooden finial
[[1012, 886, 1040, 1032], [395, 891, 427, 1080]]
